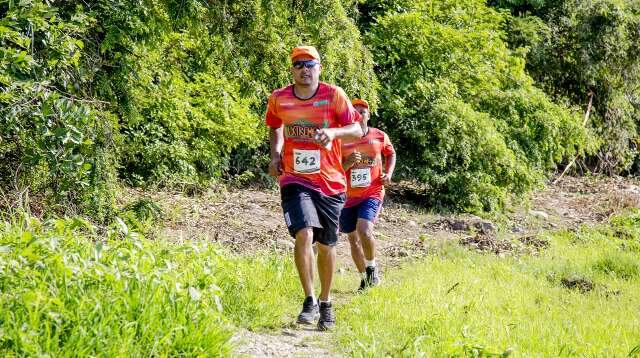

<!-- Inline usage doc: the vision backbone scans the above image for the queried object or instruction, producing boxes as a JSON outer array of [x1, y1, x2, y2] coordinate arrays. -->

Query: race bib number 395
[[293, 149, 321, 174], [351, 168, 371, 188]]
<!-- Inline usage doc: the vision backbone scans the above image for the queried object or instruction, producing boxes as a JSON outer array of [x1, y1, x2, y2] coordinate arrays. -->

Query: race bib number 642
[[293, 149, 321, 174]]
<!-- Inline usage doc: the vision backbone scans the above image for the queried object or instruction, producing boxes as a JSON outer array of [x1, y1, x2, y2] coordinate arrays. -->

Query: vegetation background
[[3, 0, 638, 218]]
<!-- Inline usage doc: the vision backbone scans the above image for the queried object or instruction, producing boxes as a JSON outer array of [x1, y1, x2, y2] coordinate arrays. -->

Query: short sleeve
[[333, 86, 361, 126], [382, 132, 395, 156], [265, 92, 282, 128]]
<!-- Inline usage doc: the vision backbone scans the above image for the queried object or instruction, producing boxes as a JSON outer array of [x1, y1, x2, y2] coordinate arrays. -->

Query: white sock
[[366, 259, 376, 268], [319, 299, 331, 304]]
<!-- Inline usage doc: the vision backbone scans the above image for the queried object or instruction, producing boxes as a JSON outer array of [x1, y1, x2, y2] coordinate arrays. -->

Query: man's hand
[[268, 156, 283, 177], [315, 128, 336, 148], [381, 172, 393, 186], [344, 152, 362, 168]]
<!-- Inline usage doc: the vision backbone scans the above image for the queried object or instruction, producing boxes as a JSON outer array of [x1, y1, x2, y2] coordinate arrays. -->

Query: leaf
[[21, 231, 33, 243], [214, 295, 223, 312], [115, 217, 128, 235], [188, 286, 201, 301]]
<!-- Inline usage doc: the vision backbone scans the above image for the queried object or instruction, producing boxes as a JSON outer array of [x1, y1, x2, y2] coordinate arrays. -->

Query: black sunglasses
[[292, 60, 319, 69]]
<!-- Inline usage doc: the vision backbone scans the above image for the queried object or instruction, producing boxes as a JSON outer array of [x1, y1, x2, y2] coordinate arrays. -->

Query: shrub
[[495, 0, 640, 174], [0, 2, 117, 221], [364, 0, 589, 211]]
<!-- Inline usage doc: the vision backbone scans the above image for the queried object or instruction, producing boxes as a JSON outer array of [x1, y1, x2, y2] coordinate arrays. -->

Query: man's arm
[[315, 123, 362, 147], [268, 126, 284, 176], [381, 151, 397, 185], [342, 151, 362, 171]]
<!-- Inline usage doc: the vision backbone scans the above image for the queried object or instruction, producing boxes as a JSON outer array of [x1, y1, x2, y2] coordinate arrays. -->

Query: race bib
[[351, 168, 371, 188], [293, 149, 321, 174]]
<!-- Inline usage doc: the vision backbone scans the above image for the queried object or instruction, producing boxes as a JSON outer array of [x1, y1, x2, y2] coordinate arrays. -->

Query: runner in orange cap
[[340, 98, 396, 290], [266, 46, 363, 330]]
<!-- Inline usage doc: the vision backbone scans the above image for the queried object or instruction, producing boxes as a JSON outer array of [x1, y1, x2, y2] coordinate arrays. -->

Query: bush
[[364, 0, 589, 211], [0, 2, 117, 221], [1, 0, 379, 218], [495, 0, 640, 174], [0, 215, 301, 355]]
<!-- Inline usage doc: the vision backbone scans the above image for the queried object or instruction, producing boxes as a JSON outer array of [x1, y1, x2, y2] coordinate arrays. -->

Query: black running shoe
[[296, 296, 319, 324], [365, 266, 380, 287], [317, 301, 335, 331], [358, 278, 366, 291]]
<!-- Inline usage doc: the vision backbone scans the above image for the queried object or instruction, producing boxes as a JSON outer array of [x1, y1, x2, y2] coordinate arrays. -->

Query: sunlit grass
[[334, 213, 640, 356], [0, 215, 299, 356], [5, 209, 640, 356]]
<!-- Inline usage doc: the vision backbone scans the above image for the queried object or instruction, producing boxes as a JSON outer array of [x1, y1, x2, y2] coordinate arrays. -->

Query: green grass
[[4, 210, 640, 356], [334, 214, 640, 356], [0, 215, 299, 356]]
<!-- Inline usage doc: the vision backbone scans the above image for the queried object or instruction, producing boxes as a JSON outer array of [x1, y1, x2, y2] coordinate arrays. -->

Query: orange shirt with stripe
[[265, 82, 361, 196], [342, 127, 395, 208]]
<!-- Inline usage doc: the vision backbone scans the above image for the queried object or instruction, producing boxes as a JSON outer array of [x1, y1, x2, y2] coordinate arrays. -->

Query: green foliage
[[207, 0, 378, 109], [89, 1, 262, 186], [0, 214, 300, 355], [103, 0, 377, 186], [6, 0, 632, 216], [119, 197, 163, 234], [0, 1, 117, 221], [488, 0, 548, 13], [1, 0, 378, 218], [0, 216, 232, 355], [91, 0, 377, 186], [496, 0, 640, 174], [364, 0, 589, 211]]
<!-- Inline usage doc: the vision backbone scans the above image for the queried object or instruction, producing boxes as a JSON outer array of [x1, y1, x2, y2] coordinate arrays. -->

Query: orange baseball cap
[[290, 46, 321, 62], [352, 99, 369, 108]]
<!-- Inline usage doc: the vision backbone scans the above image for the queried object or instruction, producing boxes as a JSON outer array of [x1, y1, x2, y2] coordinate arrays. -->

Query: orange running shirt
[[265, 82, 361, 196], [342, 128, 395, 208]]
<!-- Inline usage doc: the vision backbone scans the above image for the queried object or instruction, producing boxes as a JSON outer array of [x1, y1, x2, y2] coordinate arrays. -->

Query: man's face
[[354, 105, 369, 128], [291, 55, 321, 86]]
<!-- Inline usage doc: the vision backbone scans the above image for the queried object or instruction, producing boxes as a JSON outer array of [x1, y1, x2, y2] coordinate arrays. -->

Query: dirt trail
[[124, 176, 640, 357]]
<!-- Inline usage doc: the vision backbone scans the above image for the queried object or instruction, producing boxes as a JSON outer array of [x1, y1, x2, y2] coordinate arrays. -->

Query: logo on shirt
[[354, 154, 377, 167], [285, 119, 329, 141]]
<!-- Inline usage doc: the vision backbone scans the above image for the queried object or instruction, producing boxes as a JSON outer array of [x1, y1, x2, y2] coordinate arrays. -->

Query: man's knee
[[295, 228, 314, 246], [316, 241, 335, 254], [347, 233, 361, 246], [356, 221, 373, 239]]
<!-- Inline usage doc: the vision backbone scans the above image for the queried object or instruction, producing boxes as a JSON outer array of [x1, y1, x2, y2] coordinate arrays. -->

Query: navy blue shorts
[[339, 198, 382, 234], [280, 184, 346, 247]]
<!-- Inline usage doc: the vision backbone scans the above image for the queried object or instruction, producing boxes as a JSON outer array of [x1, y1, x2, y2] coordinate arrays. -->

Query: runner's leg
[[316, 242, 335, 302], [295, 227, 315, 298], [347, 231, 366, 273], [356, 218, 376, 261]]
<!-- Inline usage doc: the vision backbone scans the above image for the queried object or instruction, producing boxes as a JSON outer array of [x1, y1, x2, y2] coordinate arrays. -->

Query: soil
[[122, 175, 640, 357]]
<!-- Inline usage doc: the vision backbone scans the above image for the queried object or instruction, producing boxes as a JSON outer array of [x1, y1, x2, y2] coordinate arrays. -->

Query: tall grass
[[0, 215, 299, 356], [335, 213, 640, 356]]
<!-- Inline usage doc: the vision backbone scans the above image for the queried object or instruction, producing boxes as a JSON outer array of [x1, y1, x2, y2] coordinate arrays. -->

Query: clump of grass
[[0, 215, 299, 355], [215, 253, 300, 330], [334, 213, 640, 356], [593, 253, 640, 279]]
